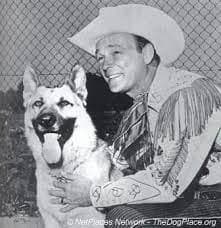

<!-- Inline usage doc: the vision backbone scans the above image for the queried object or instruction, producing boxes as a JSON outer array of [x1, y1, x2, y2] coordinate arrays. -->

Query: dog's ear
[[23, 65, 40, 106], [66, 64, 87, 106]]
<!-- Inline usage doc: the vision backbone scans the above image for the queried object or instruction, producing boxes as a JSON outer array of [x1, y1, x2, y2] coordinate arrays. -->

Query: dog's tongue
[[42, 133, 61, 164]]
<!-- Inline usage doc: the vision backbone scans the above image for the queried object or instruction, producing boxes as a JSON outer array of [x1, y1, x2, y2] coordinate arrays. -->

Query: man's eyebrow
[[107, 44, 121, 48]]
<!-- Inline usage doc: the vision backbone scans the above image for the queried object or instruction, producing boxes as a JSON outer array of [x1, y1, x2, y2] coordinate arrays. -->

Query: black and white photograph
[[0, 0, 220, 227]]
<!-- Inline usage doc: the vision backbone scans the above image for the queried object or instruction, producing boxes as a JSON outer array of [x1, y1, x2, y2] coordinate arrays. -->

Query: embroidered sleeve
[[90, 169, 176, 207], [90, 78, 221, 207]]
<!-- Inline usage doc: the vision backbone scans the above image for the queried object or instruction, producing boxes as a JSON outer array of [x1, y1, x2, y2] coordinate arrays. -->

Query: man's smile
[[108, 73, 123, 79]]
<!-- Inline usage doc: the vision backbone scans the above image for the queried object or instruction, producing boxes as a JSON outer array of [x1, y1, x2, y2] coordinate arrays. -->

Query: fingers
[[50, 197, 70, 205], [50, 197, 62, 204], [48, 189, 65, 198], [64, 173, 81, 180], [60, 204, 78, 213], [53, 174, 85, 187], [53, 181, 66, 189]]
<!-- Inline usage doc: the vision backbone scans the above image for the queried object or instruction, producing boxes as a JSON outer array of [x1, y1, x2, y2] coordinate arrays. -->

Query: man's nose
[[102, 57, 114, 77], [102, 56, 114, 71]]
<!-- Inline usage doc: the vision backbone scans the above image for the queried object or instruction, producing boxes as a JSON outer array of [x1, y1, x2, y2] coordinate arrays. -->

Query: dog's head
[[23, 65, 95, 169]]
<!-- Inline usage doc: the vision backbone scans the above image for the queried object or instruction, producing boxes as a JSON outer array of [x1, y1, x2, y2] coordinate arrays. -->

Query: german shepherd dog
[[23, 65, 120, 228]]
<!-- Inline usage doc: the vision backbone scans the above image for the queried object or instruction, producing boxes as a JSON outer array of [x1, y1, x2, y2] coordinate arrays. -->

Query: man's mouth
[[107, 73, 123, 80]]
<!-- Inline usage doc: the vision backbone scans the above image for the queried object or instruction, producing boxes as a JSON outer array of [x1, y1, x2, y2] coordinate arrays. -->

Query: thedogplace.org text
[[66, 217, 218, 227], [151, 217, 217, 227]]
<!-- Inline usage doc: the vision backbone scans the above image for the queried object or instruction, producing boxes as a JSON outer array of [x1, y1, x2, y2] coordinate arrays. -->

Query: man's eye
[[57, 100, 72, 108], [113, 51, 121, 55], [33, 100, 44, 107]]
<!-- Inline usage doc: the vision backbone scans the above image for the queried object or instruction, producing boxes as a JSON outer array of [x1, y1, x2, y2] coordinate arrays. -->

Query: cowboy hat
[[68, 4, 185, 65]]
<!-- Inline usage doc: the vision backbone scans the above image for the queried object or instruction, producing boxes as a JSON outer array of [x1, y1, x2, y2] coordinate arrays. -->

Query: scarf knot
[[113, 92, 154, 171]]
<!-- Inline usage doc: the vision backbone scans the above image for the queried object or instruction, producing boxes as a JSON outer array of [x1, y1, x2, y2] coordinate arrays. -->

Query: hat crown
[[69, 4, 185, 65]]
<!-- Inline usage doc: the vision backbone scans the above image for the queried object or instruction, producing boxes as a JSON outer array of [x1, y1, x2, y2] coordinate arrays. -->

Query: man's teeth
[[109, 74, 121, 79]]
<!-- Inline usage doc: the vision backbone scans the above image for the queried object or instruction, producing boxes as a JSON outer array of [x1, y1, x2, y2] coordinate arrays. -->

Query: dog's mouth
[[32, 114, 76, 169]]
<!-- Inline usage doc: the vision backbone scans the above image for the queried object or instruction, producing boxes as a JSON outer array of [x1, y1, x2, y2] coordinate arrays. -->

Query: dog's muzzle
[[32, 112, 76, 169], [37, 113, 57, 130]]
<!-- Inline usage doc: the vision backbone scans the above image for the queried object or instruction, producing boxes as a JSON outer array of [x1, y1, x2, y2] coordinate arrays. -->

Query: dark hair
[[133, 34, 160, 64]]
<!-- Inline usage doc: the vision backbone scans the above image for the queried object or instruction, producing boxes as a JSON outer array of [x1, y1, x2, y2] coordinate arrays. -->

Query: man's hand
[[48, 174, 93, 213]]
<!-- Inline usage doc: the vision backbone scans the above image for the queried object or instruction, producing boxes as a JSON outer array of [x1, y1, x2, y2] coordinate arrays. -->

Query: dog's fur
[[23, 65, 119, 228]]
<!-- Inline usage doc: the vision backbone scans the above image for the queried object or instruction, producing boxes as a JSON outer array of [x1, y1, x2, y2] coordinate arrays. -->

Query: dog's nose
[[38, 113, 56, 129]]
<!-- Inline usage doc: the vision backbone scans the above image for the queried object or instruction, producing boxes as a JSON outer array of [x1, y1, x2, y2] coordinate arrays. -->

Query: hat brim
[[68, 4, 185, 65]]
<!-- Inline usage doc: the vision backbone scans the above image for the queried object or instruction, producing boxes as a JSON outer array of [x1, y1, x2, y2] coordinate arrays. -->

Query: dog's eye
[[57, 100, 72, 108], [33, 100, 44, 107]]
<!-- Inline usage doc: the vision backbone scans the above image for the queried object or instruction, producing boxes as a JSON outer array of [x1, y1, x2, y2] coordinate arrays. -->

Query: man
[[49, 4, 221, 226]]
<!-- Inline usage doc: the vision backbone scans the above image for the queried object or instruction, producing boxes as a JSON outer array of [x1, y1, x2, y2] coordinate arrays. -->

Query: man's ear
[[142, 43, 155, 65], [23, 65, 39, 107], [67, 64, 87, 106]]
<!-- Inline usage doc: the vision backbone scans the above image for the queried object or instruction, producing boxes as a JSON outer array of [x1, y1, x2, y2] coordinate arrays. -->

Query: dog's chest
[[35, 149, 111, 222]]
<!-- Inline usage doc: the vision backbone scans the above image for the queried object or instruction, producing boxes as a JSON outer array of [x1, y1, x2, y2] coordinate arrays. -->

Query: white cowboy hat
[[68, 4, 185, 65]]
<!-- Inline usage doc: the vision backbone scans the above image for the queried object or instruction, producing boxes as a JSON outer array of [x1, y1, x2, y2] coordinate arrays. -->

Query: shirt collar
[[149, 64, 173, 108]]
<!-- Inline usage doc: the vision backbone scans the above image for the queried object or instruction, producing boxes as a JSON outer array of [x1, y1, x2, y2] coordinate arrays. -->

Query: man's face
[[95, 33, 148, 96]]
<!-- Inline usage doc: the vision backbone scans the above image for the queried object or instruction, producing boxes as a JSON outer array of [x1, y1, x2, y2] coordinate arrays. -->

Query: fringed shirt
[[90, 64, 221, 207]]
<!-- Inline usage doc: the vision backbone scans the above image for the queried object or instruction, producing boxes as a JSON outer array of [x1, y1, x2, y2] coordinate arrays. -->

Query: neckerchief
[[113, 92, 154, 171]]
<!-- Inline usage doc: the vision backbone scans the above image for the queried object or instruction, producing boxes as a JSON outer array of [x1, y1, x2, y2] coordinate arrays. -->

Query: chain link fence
[[0, 0, 220, 91]]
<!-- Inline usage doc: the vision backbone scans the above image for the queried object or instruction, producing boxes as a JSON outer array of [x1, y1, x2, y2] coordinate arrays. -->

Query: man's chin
[[109, 86, 123, 93], [108, 80, 125, 93]]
